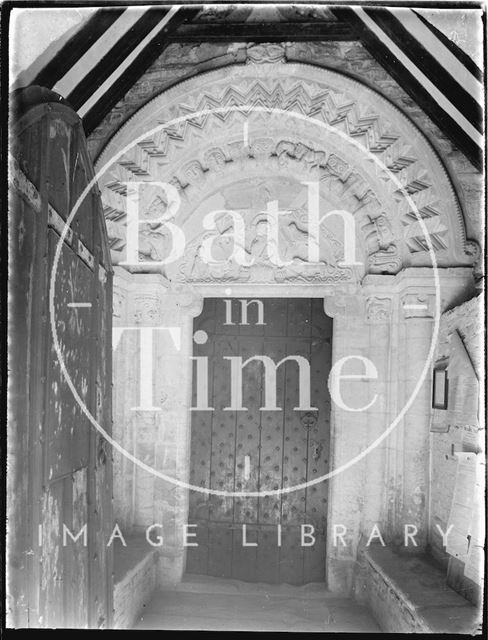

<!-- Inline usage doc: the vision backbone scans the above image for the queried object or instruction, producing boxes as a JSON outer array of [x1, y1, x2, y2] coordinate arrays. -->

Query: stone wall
[[113, 548, 159, 629], [111, 267, 475, 597], [428, 295, 483, 595], [94, 33, 483, 599], [112, 268, 202, 587], [331, 268, 476, 599], [362, 547, 481, 633]]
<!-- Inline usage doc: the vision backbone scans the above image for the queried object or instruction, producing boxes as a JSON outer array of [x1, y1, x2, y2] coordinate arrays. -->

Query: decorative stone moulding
[[246, 43, 286, 64], [96, 63, 477, 286], [344, 266, 474, 328]]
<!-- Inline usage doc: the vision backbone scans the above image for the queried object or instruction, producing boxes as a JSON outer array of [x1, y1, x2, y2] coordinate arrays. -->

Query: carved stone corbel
[[323, 292, 364, 318], [172, 285, 204, 318], [112, 287, 127, 320]]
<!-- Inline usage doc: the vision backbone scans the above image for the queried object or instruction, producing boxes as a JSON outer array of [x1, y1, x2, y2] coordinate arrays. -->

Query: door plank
[[233, 336, 262, 523], [185, 518, 209, 576], [279, 525, 305, 585], [258, 337, 287, 528], [207, 523, 233, 578], [232, 524, 259, 582], [256, 525, 280, 584]]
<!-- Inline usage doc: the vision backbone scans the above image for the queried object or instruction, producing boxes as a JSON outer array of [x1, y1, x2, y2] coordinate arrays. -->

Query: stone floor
[[133, 574, 381, 632]]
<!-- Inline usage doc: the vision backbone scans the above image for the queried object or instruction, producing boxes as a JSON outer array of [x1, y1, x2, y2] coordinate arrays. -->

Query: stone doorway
[[186, 297, 332, 584], [105, 60, 478, 601]]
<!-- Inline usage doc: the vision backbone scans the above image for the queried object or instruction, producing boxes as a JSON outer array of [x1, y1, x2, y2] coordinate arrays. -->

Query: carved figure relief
[[204, 147, 227, 174], [137, 196, 177, 264], [366, 213, 402, 274], [183, 160, 206, 186], [275, 140, 327, 169], [96, 66, 474, 274], [177, 208, 351, 284]]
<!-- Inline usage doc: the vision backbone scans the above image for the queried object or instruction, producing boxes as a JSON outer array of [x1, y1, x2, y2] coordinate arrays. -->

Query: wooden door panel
[[279, 526, 305, 585], [64, 468, 89, 628], [188, 298, 331, 584], [44, 116, 73, 216], [311, 298, 331, 337], [207, 524, 233, 578], [189, 303, 214, 500], [281, 339, 310, 533], [46, 230, 92, 481], [9, 98, 113, 627], [69, 150, 95, 250], [263, 298, 288, 337], [303, 530, 327, 583], [258, 338, 287, 527], [39, 478, 65, 627], [209, 337, 237, 520], [306, 338, 331, 526], [90, 265, 113, 628], [232, 525, 259, 581], [287, 298, 312, 337], [256, 526, 280, 584], [185, 519, 209, 576], [233, 336, 262, 525]]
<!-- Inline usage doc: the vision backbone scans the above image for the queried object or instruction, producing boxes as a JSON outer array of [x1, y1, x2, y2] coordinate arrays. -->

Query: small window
[[432, 364, 449, 410]]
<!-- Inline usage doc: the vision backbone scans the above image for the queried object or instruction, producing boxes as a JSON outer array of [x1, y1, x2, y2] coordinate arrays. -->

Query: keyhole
[[244, 455, 251, 481]]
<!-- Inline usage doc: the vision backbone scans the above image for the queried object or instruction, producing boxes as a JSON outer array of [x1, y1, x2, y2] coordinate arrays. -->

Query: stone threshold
[[364, 546, 482, 634], [175, 573, 331, 598]]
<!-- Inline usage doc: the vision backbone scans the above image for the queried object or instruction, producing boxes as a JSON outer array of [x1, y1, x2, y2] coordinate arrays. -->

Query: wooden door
[[8, 89, 113, 627], [187, 298, 332, 584]]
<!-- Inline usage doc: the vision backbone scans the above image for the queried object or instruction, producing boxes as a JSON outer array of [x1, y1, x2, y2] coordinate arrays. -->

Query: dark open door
[[8, 88, 113, 627], [187, 298, 332, 584]]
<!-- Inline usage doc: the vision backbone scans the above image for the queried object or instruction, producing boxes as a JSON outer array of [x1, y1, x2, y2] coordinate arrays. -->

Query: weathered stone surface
[[113, 539, 158, 629], [88, 40, 482, 246], [95, 64, 477, 281], [362, 547, 481, 633], [98, 34, 482, 608], [429, 294, 483, 577]]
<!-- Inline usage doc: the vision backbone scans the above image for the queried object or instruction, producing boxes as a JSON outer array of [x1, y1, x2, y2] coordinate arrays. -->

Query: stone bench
[[362, 547, 482, 634], [113, 536, 159, 629]]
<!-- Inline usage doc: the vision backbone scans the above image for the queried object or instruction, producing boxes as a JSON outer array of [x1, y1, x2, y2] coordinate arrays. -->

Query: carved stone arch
[[96, 62, 478, 284]]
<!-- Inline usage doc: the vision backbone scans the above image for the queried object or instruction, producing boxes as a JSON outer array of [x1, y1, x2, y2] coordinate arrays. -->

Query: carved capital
[[366, 295, 392, 323], [133, 295, 162, 325], [464, 239, 481, 264], [401, 292, 435, 319]]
